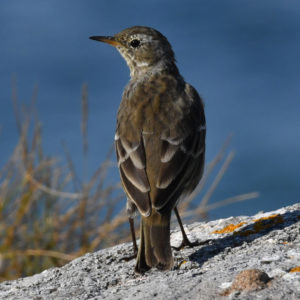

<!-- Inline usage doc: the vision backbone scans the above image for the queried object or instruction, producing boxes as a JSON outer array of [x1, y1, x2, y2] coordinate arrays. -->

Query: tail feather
[[135, 210, 173, 273]]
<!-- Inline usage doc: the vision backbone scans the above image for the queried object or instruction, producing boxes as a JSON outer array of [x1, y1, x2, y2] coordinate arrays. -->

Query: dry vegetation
[[0, 84, 258, 281]]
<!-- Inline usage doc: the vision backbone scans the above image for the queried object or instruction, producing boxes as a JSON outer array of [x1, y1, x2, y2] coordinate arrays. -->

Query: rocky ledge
[[0, 203, 299, 299]]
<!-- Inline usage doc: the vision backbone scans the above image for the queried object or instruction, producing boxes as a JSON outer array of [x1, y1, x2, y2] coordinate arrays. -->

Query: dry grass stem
[[182, 192, 260, 219], [199, 150, 235, 210]]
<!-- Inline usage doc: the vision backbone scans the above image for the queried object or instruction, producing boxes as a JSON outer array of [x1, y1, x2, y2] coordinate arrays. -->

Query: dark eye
[[130, 39, 140, 48]]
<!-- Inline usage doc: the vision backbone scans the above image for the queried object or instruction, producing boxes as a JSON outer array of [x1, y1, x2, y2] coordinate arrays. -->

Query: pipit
[[90, 26, 206, 274]]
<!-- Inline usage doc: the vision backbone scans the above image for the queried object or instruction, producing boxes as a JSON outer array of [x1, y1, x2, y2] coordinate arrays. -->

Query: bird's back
[[116, 72, 206, 215]]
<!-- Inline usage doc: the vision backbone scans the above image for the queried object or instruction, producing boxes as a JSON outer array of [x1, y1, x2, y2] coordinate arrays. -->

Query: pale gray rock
[[0, 203, 299, 299]]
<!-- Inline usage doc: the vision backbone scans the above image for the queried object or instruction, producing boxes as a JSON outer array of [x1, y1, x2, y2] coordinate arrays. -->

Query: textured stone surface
[[0, 203, 299, 299]]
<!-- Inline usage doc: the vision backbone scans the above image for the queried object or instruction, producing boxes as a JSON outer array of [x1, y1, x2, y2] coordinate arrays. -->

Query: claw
[[172, 236, 199, 251], [172, 238, 211, 251]]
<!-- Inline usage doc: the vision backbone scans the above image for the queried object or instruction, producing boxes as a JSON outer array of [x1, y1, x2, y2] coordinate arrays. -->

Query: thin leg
[[173, 206, 199, 250], [129, 217, 138, 256], [118, 217, 138, 262]]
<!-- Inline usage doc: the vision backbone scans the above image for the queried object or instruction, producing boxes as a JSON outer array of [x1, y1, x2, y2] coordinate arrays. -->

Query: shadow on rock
[[189, 209, 300, 267]]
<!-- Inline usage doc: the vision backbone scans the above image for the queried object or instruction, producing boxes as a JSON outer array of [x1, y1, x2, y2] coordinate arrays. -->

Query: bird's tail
[[135, 210, 173, 273]]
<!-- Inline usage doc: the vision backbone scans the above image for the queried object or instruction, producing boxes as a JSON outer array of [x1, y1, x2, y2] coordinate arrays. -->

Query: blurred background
[[0, 0, 299, 279]]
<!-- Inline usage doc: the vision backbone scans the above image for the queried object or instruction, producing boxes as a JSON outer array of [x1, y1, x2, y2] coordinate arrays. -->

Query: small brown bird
[[90, 26, 206, 273]]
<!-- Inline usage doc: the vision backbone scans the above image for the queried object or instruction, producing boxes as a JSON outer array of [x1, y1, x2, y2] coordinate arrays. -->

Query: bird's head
[[90, 26, 176, 78]]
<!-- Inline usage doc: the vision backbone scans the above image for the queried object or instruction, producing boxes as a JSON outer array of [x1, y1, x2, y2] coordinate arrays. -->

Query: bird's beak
[[89, 36, 122, 47]]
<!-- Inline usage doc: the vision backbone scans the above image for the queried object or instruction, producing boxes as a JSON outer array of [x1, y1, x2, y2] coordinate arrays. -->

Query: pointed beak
[[89, 36, 122, 47]]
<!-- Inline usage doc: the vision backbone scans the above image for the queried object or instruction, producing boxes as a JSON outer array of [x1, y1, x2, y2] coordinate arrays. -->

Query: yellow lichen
[[235, 214, 284, 237], [212, 222, 246, 234], [235, 230, 254, 237], [253, 214, 283, 231], [212, 214, 285, 237], [179, 260, 187, 268], [290, 267, 300, 273], [253, 214, 282, 223]]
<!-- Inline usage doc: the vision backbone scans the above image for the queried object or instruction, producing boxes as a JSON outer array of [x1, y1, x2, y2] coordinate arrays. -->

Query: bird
[[90, 26, 206, 274]]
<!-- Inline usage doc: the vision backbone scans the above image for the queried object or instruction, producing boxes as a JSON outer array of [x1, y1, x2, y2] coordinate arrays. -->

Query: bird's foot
[[172, 238, 211, 251], [118, 248, 137, 262]]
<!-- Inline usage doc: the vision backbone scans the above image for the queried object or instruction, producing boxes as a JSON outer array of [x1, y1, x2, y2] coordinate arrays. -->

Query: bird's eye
[[130, 39, 140, 48]]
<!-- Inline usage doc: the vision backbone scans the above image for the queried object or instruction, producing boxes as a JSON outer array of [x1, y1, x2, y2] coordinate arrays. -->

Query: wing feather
[[115, 135, 151, 216], [116, 78, 205, 217], [153, 84, 206, 213]]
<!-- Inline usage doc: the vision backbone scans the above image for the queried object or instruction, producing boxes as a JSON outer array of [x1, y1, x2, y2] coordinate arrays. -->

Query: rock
[[0, 203, 299, 299], [221, 269, 271, 296]]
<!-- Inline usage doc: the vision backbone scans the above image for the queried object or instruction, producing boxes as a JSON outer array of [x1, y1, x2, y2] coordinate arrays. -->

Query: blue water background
[[1, 1, 299, 220]]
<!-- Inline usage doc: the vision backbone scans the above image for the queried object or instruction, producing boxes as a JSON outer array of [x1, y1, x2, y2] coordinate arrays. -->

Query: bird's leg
[[129, 217, 138, 256], [173, 207, 199, 250], [119, 217, 138, 262]]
